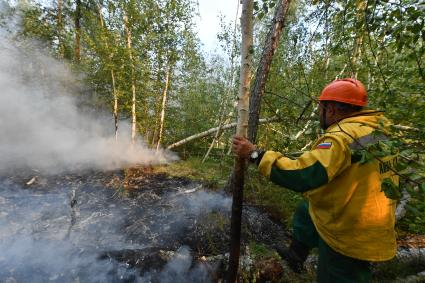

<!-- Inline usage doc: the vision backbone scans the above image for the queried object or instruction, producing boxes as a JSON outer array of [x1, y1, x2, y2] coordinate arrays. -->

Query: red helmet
[[319, 78, 368, 106]]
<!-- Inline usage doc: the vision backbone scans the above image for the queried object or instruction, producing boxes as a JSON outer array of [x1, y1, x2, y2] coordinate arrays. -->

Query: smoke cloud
[[146, 246, 212, 283], [0, 34, 176, 173], [0, 174, 229, 282]]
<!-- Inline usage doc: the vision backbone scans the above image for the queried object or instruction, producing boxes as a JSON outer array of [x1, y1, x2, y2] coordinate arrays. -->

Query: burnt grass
[[0, 167, 290, 282]]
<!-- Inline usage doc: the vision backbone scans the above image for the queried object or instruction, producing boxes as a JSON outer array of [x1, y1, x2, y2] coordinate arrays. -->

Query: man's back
[[305, 110, 398, 261]]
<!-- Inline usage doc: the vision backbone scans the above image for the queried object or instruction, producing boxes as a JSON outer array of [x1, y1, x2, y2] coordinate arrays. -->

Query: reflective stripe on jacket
[[258, 110, 398, 261]]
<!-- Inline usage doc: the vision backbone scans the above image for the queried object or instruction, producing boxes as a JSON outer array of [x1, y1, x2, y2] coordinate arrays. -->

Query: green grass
[[153, 155, 234, 189], [153, 155, 302, 227], [248, 242, 280, 260]]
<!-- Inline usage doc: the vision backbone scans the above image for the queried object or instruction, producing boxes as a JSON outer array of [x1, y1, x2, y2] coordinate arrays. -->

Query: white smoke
[[142, 246, 212, 283], [0, 35, 177, 173]]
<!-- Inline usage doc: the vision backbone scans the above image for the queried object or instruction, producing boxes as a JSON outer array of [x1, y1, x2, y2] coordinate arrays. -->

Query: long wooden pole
[[226, 0, 253, 282]]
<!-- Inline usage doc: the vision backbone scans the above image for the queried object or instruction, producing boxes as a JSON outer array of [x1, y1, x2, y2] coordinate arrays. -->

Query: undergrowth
[[151, 155, 425, 282], [153, 155, 302, 227]]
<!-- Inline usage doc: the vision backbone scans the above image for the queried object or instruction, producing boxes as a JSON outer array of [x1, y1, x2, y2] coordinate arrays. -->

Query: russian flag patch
[[317, 142, 332, 149]]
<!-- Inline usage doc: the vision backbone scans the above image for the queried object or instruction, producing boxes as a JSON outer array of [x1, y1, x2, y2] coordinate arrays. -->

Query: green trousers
[[292, 200, 371, 283]]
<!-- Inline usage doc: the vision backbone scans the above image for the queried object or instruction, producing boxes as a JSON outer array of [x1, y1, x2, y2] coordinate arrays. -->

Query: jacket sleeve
[[257, 135, 351, 192]]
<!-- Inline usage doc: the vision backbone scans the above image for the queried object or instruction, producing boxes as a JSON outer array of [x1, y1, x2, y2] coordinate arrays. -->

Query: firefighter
[[232, 78, 398, 282]]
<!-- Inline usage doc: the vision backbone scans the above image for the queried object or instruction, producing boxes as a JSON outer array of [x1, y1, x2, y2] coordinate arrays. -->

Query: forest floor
[[1, 158, 423, 282], [152, 155, 425, 282]]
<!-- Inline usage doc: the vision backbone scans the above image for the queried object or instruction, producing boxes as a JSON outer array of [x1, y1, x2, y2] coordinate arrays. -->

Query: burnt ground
[[0, 168, 290, 283]]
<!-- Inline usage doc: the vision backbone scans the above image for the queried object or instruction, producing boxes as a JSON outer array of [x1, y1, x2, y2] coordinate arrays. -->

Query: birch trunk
[[151, 62, 164, 147], [57, 0, 64, 57], [124, 14, 137, 144], [97, 3, 119, 141], [111, 70, 118, 141], [74, 0, 81, 62], [351, 0, 367, 78], [226, 0, 253, 282], [156, 69, 170, 151], [167, 117, 279, 150], [248, 0, 292, 143]]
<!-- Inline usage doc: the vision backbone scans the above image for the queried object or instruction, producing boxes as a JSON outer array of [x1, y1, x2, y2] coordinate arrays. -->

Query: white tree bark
[[227, 1, 254, 280], [97, 3, 119, 141], [111, 70, 118, 141], [57, 0, 64, 57], [236, 0, 253, 137], [124, 14, 137, 144], [293, 105, 318, 140], [156, 69, 170, 151], [167, 117, 279, 150]]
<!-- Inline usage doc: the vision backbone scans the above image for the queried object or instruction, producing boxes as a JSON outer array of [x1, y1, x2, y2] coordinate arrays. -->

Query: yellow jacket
[[258, 110, 398, 261]]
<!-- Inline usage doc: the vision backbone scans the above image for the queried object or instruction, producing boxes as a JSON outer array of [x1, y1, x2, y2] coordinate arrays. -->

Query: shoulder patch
[[317, 142, 332, 149]]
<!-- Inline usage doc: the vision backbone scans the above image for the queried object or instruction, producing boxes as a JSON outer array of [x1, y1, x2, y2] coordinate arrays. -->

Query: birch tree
[[123, 11, 137, 144], [74, 0, 81, 62], [156, 67, 170, 150], [56, 0, 64, 57], [96, 1, 119, 140], [226, 0, 253, 281]]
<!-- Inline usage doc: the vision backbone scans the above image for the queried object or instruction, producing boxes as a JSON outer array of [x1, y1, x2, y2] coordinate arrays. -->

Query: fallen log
[[166, 117, 280, 150]]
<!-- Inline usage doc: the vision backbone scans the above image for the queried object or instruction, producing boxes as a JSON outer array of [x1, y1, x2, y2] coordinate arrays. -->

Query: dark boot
[[274, 240, 310, 274]]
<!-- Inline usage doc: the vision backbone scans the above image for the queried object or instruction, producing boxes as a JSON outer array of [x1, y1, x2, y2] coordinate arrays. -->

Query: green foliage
[[254, 0, 278, 20], [248, 242, 278, 259], [381, 178, 401, 200]]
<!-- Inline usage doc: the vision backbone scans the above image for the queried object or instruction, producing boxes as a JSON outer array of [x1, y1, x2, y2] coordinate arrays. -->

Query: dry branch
[[392, 124, 421, 132], [166, 117, 279, 150]]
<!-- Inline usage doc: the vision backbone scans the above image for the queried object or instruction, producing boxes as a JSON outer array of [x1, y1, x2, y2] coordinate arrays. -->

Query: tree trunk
[[226, 0, 253, 282], [248, 0, 291, 143], [97, 2, 119, 141], [166, 117, 279, 150], [156, 69, 170, 151], [57, 0, 64, 57], [351, 0, 367, 78], [74, 0, 81, 62], [151, 62, 164, 147], [202, 122, 224, 163], [293, 104, 318, 140], [124, 13, 137, 144], [111, 70, 118, 141]]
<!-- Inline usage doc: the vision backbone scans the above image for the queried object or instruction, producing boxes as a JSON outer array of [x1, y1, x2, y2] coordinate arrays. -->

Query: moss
[[248, 242, 279, 260]]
